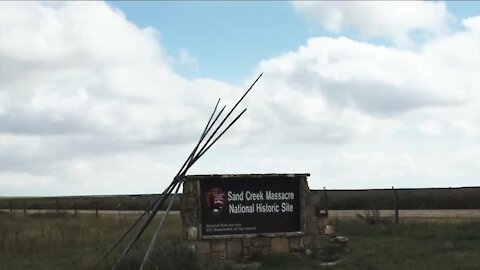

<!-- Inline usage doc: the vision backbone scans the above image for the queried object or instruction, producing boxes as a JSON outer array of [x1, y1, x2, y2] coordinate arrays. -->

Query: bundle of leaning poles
[[94, 73, 263, 270]]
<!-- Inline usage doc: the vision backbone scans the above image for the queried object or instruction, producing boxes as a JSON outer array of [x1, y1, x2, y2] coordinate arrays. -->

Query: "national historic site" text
[[227, 190, 295, 214]]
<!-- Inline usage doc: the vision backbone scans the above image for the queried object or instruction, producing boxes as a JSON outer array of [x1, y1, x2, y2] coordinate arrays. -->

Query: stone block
[[302, 221, 308, 232], [312, 235, 330, 249], [217, 252, 227, 260], [205, 253, 220, 262], [186, 181, 195, 193], [307, 223, 320, 235], [314, 225, 323, 235], [289, 236, 301, 251], [306, 205, 315, 217], [243, 247, 250, 258], [188, 243, 196, 253], [211, 241, 227, 252], [251, 237, 269, 247], [271, 237, 289, 254], [196, 241, 210, 255], [303, 235, 312, 246], [197, 253, 208, 261], [187, 226, 198, 240], [187, 195, 197, 206], [318, 217, 329, 227], [183, 213, 194, 226], [249, 246, 263, 258], [180, 198, 186, 208], [227, 240, 243, 259]]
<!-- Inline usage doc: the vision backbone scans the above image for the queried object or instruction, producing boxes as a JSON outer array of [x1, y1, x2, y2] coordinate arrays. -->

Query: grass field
[[1, 212, 479, 269], [331, 219, 480, 270], [0, 212, 183, 270]]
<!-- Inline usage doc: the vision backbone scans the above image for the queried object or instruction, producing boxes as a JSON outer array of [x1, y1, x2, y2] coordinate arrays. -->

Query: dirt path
[[328, 209, 480, 220]]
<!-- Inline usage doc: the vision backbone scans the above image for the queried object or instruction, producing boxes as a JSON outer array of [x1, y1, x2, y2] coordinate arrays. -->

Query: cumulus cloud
[[0, 2, 242, 195], [240, 15, 480, 188], [250, 18, 479, 139], [418, 121, 444, 136], [0, 2, 479, 195], [292, 1, 452, 46], [0, 2, 235, 141]]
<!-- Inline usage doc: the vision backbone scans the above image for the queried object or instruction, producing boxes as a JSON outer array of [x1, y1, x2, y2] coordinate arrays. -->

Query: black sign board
[[200, 176, 300, 235]]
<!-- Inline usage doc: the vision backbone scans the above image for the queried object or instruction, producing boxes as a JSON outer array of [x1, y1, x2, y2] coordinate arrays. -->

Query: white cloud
[[241, 15, 480, 188], [0, 2, 236, 140], [463, 16, 480, 29], [245, 30, 477, 146], [176, 48, 200, 77], [292, 1, 452, 46], [0, 2, 479, 195], [0, 2, 165, 65], [418, 121, 443, 136], [0, 2, 242, 195], [0, 172, 56, 195]]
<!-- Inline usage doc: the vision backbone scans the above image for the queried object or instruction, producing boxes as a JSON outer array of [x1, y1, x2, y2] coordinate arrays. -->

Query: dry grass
[[1, 211, 480, 269], [331, 219, 480, 270], [0, 211, 185, 270]]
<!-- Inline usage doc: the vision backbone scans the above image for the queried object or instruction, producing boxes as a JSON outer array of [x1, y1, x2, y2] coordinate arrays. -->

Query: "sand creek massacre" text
[[227, 190, 295, 214]]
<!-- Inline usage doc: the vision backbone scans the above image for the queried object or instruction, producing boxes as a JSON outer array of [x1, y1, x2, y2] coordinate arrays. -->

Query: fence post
[[23, 200, 26, 214], [392, 186, 399, 224], [118, 202, 122, 215], [448, 187, 453, 209], [95, 202, 99, 217], [9, 200, 12, 214], [323, 187, 329, 217], [56, 198, 59, 214], [74, 201, 77, 216]]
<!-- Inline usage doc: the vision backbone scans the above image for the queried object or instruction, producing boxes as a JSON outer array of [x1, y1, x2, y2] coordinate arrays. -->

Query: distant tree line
[[1, 187, 479, 212], [311, 187, 480, 210], [0, 194, 180, 212]]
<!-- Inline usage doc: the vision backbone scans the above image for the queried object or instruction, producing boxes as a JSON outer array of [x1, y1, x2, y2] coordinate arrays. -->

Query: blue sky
[[110, 1, 310, 84], [111, 1, 480, 84], [1, 1, 480, 195]]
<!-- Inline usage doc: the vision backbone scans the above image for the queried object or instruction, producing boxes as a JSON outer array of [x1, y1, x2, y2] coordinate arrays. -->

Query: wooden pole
[[74, 202, 77, 216], [95, 202, 98, 217], [140, 183, 182, 270], [393, 186, 399, 224], [56, 198, 59, 214], [107, 75, 262, 269], [9, 200, 12, 214], [23, 200, 26, 214], [323, 187, 329, 217]]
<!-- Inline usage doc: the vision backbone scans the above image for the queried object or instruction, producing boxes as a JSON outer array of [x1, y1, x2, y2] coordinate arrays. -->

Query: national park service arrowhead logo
[[206, 187, 226, 216]]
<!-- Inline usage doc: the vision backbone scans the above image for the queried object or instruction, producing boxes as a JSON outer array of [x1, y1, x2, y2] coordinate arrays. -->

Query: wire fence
[[1, 186, 479, 221]]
